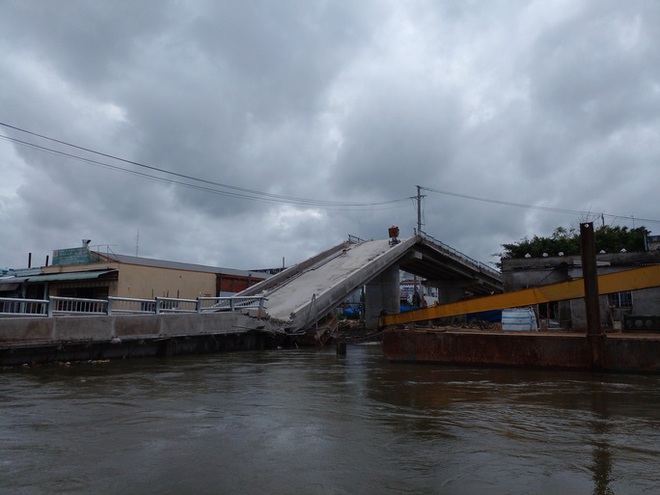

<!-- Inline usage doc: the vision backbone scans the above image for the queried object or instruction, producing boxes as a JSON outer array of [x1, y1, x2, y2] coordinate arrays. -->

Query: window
[[608, 291, 633, 309]]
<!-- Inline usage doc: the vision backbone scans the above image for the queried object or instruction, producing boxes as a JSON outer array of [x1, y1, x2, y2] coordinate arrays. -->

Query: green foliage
[[500, 225, 649, 259], [595, 225, 648, 253]]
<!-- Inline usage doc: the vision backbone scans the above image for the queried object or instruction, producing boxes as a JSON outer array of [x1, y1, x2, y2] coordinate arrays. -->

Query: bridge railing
[[50, 296, 108, 316], [0, 297, 49, 316], [198, 296, 268, 312], [107, 297, 156, 314], [419, 230, 502, 279], [155, 297, 199, 314], [0, 295, 268, 317]]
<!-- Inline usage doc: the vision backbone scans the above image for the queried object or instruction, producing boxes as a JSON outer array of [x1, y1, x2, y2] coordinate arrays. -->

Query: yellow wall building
[[24, 245, 265, 301]]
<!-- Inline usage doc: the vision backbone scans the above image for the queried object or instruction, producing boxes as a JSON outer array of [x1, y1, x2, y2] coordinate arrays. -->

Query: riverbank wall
[[0, 312, 283, 366]]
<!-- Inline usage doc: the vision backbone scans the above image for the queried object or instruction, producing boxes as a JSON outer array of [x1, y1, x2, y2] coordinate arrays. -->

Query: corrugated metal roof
[[9, 268, 42, 277], [27, 270, 118, 283], [93, 252, 264, 278], [0, 276, 30, 284]]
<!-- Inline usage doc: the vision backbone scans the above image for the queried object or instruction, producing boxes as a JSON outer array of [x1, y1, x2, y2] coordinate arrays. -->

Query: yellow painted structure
[[33, 253, 226, 299], [40, 257, 217, 300], [108, 262, 217, 299], [381, 265, 660, 327]]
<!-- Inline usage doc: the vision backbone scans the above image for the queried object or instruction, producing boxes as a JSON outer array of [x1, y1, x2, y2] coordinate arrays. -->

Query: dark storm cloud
[[1, 0, 659, 270], [332, 80, 462, 197], [104, 1, 380, 217]]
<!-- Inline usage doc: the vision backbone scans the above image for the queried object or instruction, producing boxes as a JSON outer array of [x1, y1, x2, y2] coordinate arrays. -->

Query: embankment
[[0, 312, 283, 366]]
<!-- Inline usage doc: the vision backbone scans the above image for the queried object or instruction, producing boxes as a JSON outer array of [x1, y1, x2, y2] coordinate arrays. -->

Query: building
[[648, 235, 660, 251], [501, 250, 660, 331], [0, 242, 267, 301]]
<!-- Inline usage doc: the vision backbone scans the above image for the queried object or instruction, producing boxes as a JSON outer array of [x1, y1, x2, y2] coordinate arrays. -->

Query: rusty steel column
[[580, 222, 604, 368]]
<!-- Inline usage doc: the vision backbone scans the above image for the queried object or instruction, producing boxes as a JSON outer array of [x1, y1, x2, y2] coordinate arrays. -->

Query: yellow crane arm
[[380, 264, 660, 327]]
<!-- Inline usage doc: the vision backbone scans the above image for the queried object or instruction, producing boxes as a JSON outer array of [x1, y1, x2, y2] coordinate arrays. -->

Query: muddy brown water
[[1, 345, 659, 494]]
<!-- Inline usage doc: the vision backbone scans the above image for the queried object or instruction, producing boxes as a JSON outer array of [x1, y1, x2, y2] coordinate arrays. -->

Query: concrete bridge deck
[[240, 235, 503, 333]]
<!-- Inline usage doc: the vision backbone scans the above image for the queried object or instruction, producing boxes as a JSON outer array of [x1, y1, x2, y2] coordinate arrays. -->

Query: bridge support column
[[437, 286, 468, 305], [365, 265, 400, 329]]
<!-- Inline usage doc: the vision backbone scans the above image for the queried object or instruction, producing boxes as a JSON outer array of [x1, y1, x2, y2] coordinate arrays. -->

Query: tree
[[594, 225, 648, 253], [500, 225, 649, 260]]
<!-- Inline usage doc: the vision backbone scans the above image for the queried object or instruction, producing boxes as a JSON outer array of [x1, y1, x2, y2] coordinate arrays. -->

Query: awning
[[0, 282, 21, 291], [27, 270, 118, 283], [0, 277, 29, 291]]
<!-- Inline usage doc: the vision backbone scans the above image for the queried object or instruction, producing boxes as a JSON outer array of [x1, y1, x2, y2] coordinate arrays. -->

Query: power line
[[0, 133, 409, 210], [421, 186, 660, 225], [0, 122, 410, 210], [0, 134, 321, 206], [4, 120, 656, 224]]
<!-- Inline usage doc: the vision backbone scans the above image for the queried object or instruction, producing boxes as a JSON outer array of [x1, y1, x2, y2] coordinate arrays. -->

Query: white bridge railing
[[419, 230, 502, 279], [0, 295, 268, 317]]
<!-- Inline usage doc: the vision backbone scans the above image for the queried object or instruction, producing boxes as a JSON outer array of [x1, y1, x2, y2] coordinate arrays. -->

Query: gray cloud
[[1, 0, 658, 272]]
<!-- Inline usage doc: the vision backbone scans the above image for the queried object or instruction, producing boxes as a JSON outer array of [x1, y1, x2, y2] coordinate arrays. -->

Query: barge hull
[[382, 328, 660, 373]]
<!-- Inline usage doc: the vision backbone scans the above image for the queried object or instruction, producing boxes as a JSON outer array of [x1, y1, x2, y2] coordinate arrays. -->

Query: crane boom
[[380, 264, 660, 327]]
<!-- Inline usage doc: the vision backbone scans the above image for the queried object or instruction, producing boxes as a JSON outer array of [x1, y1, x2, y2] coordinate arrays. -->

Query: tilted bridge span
[[239, 234, 502, 334]]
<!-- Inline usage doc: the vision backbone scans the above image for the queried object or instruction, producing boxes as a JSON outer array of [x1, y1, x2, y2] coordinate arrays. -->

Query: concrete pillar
[[426, 278, 479, 305], [436, 285, 467, 305], [364, 265, 400, 329]]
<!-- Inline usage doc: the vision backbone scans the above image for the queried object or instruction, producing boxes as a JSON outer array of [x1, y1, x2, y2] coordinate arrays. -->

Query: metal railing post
[[155, 297, 162, 315], [47, 297, 53, 317]]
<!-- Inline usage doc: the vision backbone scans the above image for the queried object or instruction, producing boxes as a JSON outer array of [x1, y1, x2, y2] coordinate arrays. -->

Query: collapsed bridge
[[238, 234, 503, 333], [0, 233, 504, 364]]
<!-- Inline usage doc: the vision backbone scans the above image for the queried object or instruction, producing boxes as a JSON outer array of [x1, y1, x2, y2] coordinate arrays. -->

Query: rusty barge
[[381, 328, 660, 373], [380, 223, 660, 373]]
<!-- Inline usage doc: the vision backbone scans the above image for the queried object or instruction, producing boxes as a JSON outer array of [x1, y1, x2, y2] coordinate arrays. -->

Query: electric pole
[[414, 185, 425, 305], [415, 185, 424, 234]]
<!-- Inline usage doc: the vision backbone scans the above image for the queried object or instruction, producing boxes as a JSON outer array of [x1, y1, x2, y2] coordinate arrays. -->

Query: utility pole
[[415, 185, 424, 234], [414, 185, 425, 306]]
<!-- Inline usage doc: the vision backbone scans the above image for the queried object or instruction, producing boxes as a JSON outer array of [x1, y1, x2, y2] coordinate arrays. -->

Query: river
[[1, 344, 659, 494]]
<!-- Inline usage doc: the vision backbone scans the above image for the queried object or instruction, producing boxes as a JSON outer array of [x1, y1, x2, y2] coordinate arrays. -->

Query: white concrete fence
[[0, 295, 268, 317]]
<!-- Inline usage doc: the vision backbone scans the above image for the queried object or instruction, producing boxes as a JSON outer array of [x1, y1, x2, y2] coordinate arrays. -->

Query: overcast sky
[[1, 0, 659, 272]]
